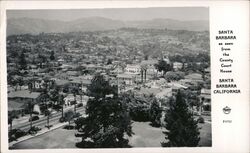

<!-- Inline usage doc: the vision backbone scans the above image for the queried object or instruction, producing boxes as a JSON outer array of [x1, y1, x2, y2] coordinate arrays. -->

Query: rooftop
[[55, 79, 70, 86], [136, 87, 161, 95], [8, 100, 25, 111], [185, 73, 203, 80], [8, 90, 41, 99], [117, 73, 134, 79], [156, 88, 172, 99], [201, 88, 211, 94], [70, 78, 91, 85], [140, 59, 158, 66]]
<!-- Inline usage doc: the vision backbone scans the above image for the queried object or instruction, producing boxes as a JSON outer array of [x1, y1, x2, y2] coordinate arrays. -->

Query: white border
[[1, 1, 249, 153]]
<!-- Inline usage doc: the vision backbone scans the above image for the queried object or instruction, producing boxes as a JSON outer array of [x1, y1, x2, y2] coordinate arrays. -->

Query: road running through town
[[12, 106, 86, 131]]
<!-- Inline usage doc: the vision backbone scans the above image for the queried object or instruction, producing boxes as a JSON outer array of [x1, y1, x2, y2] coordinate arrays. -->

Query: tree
[[59, 94, 65, 118], [162, 90, 200, 147], [155, 60, 172, 75], [37, 54, 47, 68], [86, 74, 117, 99], [76, 74, 133, 148], [44, 109, 52, 129], [27, 101, 35, 130], [19, 51, 27, 70], [8, 111, 18, 131], [39, 89, 50, 113], [17, 77, 24, 90], [165, 71, 185, 81], [149, 98, 162, 127], [8, 76, 18, 91], [64, 110, 74, 127], [49, 87, 59, 108], [50, 51, 55, 61], [107, 59, 112, 65], [71, 87, 79, 114], [182, 90, 200, 113]]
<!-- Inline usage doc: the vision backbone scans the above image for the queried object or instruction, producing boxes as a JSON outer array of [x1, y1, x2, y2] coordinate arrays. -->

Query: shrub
[[73, 112, 82, 118], [59, 117, 66, 123], [130, 105, 150, 122], [63, 124, 74, 130], [28, 126, 41, 135], [9, 129, 27, 142], [197, 116, 205, 123], [74, 117, 86, 131]]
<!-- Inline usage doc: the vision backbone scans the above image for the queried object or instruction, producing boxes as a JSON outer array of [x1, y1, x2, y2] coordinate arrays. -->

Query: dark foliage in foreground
[[162, 90, 200, 147], [75, 74, 133, 148]]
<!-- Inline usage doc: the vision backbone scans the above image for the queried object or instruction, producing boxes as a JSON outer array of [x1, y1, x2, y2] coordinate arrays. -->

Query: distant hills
[[7, 17, 209, 36]]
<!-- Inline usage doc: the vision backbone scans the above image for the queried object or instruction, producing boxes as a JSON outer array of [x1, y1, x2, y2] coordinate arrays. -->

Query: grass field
[[11, 121, 211, 149]]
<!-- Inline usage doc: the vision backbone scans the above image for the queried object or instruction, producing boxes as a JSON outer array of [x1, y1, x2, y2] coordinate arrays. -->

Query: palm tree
[[27, 101, 35, 130], [71, 87, 79, 114], [59, 94, 65, 118], [49, 87, 59, 109], [64, 110, 74, 127], [44, 109, 52, 129], [199, 97, 205, 115]]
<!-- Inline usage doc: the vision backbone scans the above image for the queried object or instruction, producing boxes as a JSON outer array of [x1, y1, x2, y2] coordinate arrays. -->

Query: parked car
[[29, 116, 40, 122], [201, 111, 211, 116], [9, 129, 27, 142]]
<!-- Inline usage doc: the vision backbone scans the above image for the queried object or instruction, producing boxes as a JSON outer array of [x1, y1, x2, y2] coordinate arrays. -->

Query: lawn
[[11, 121, 211, 149]]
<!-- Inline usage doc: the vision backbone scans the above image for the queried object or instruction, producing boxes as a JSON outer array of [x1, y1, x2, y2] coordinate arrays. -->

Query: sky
[[7, 7, 209, 21]]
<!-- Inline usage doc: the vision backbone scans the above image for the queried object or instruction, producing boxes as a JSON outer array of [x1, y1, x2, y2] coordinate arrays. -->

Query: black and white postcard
[[0, 1, 249, 153]]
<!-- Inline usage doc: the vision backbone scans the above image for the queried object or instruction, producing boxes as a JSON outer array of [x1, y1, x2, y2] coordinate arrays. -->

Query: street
[[11, 106, 86, 131]]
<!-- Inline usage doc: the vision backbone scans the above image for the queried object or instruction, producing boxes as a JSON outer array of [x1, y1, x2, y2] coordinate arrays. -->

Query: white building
[[173, 62, 183, 71], [117, 73, 136, 85], [125, 64, 141, 74]]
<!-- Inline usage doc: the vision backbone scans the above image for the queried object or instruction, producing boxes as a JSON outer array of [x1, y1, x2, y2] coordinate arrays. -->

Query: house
[[8, 99, 25, 112], [117, 73, 136, 86], [156, 87, 172, 99], [135, 87, 161, 96], [66, 71, 79, 77], [8, 90, 41, 101], [173, 62, 183, 71], [168, 82, 188, 94], [69, 77, 91, 92], [148, 78, 168, 88], [8, 90, 42, 113], [205, 67, 211, 74], [28, 78, 54, 91], [125, 64, 141, 74], [110, 67, 124, 76], [57, 59, 64, 65], [185, 73, 203, 81], [140, 59, 158, 67], [200, 88, 211, 111], [85, 64, 105, 72], [55, 79, 70, 87], [140, 59, 159, 81]]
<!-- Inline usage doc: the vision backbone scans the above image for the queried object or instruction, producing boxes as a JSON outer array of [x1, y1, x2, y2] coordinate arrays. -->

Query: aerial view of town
[[6, 8, 211, 149]]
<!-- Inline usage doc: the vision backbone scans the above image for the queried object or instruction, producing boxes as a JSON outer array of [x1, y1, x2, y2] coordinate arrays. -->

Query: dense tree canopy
[[155, 60, 172, 75], [18, 51, 27, 70], [149, 98, 162, 127], [76, 74, 133, 148], [162, 90, 200, 147]]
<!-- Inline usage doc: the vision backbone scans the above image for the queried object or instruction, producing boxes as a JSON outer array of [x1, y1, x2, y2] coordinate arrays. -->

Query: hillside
[[7, 17, 209, 36]]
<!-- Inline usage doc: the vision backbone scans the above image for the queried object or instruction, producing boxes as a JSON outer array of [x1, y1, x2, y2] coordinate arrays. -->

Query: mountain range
[[7, 17, 209, 36]]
